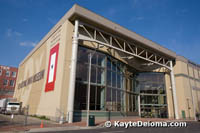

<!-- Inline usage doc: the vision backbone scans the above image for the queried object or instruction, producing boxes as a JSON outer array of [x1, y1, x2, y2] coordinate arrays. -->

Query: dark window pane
[[96, 87, 101, 110], [107, 70, 111, 86], [74, 82, 87, 110], [112, 61, 117, 72], [117, 62, 121, 74], [90, 85, 96, 110], [106, 87, 111, 102], [77, 47, 88, 63], [97, 68, 105, 85], [112, 89, 117, 111], [3, 79, 8, 85], [117, 74, 121, 88], [76, 62, 88, 82], [91, 65, 96, 83], [117, 90, 121, 111], [98, 53, 105, 67], [107, 57, 111, 70], [117, 90, 121, 102], [91, 53, 97, 65], [112, 72, 116, 87]]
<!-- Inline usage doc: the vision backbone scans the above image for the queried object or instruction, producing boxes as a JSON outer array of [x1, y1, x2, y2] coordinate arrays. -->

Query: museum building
[[14, 4, 200, 122]]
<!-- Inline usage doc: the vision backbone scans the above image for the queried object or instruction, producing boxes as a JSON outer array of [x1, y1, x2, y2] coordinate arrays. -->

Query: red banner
[[45, 43, 59, 92]]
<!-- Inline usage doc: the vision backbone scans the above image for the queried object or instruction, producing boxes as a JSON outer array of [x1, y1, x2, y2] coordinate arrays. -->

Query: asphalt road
[[40, 122, 200, 133]]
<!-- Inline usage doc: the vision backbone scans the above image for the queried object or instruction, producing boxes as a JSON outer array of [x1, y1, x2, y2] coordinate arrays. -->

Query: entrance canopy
[[68, 5, 176, 71], [77, 22, 174, 71]]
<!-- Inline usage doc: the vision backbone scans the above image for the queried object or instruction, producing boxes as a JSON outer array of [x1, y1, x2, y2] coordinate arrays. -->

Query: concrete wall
[[174, 59, 200, 120], [14, 20, 73, 121]]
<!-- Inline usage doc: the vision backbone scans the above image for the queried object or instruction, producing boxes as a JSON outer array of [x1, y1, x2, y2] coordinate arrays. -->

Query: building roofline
[[0, 65, 18, 69], [176, 55, 200, 68], [20, 4, 177, 66]]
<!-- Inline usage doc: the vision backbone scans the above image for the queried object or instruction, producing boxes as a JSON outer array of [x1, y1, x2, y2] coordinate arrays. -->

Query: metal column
[[86, 53, 92, 126], [138, 95, 141, 117], [67, 20, 79, 123], [170, 61, 179, 119]]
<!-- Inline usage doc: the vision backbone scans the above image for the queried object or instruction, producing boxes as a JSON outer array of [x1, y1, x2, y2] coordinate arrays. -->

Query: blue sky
[[0, 0, 200, 67]]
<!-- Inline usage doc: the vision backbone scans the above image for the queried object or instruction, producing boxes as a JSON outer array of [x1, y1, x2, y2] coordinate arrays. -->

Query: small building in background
[[0, 65, 18, 99]]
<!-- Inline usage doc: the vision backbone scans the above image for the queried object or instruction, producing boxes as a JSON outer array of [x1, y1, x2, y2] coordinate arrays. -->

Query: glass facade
[[74, 46, 138, 114], [135, 73, 168, 118], [74, 46, 168, 118]]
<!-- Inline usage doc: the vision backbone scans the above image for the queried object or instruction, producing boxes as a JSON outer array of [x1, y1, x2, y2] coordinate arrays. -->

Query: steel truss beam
[[78, 22, 172, 70]]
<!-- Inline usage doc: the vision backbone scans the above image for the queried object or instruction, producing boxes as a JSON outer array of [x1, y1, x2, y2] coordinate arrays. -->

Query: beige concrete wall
[[187, 64, 200, 114], [174, 60, 200, 119], [59, 20, 74, 117], [14, 20, 72, 121]]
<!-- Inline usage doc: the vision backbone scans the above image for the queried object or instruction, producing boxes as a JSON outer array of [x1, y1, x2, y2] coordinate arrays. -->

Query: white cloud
[[6, 28, 22, 37], [19, 41, 37, 47]]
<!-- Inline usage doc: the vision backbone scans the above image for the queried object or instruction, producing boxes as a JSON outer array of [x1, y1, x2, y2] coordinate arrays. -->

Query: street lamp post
[[86, 49, 98, 126], [86, 52, 92, 127]]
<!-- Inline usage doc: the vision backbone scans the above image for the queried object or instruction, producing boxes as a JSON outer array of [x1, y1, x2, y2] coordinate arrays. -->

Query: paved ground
[[0, 114, 57, 132], [0, 114, 199, 133], [29, 122, 200, 133]]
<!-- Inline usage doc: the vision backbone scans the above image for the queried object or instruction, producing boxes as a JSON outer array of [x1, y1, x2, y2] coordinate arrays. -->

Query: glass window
[[0, 69, 2, 75], [98, 53, 105, 67], [107, 70, 111, 86], [76, 62, 88, 82], [96, 87, 101, 110], [117, 74, 121, 88], [117, 90, 121, 111], [106, 87, 112, 111], [117, 90, 121, 102], [107, 57, 111, 70], [91, 65, 96, 83], [97, 68, 105, 85], [77, 46, 88, 63], [3, 79, 8, 86], [112, 89, 117, 111], [9, 80, 15, 87], [112, 72, 116, 87], [106, 87, 112, 102], [74, 82, 87, 110], [136, 72, 167, 118], [11, 72, 16, 77], [112, 61, 117, 72], [91, 53, 97, 65], [6, 71, 10, 77], [90, 85, 96, 110], [117, 62, 121, 74]]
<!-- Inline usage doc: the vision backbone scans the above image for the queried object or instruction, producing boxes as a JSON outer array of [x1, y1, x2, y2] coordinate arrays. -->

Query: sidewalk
[[28, 117, 196, 133], [0, 117, 196, 133]]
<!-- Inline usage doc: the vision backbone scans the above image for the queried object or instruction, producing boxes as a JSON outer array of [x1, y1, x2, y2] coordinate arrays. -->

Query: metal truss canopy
[[77, 21, 172, 70]]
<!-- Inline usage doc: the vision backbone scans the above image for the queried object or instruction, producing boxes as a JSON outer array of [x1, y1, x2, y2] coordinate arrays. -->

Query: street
[[36, 122, 200, 133], [1, 114, 200, 133]]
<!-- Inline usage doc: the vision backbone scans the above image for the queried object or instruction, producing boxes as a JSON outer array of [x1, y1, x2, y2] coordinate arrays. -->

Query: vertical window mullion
[[95, 86, 97, 110]]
